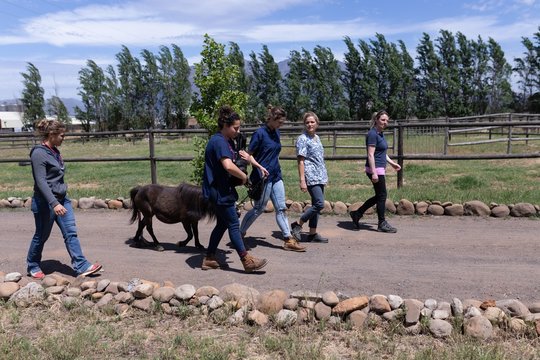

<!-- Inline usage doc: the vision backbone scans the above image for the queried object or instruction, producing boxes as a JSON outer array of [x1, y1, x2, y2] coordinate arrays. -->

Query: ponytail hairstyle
[[35, 119, 66, 140], [302, 111, 319, 125], [217, 105, 240, 130], [265, 104, 286, 123], [370, 110, 389, 128]]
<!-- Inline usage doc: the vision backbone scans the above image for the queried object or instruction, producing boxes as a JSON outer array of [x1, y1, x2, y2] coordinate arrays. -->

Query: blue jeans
[[27, 195, 91, 275], [300, 184, 325, 229], [207, 203, 246, 257], [240, 179, 291, 238]]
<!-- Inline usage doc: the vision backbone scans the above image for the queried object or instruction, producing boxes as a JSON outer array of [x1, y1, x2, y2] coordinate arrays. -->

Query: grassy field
[[0, 134, 539, 205], [1, 133, 539, 358], [1, 303, 539, 360]]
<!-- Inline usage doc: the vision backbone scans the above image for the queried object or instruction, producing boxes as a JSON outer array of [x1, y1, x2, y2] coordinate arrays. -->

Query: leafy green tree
[[141, 49, 161, 128], [486, 38, 514, 113], [471, 36, 490, 114], [370, 34, 392, 110], [20, 62, 45, 128], [157, 45, 191, 129], [435, 30, 463, 116], [358, 39, 380, 119], [248, 45, 283, 123], [283, 49, 312, 121], [396, 40, 417, 118], [415, 33, 445, 118], [514, 36, 539, 111], [46, 96, 70, 123], [116, 45, 145, 129], [189, 34, 248, 184], [385, 40, 416, 119], [342, 36, 363, 120], [228, 42, 250, 94], [456, 32, 475, 115], [311, 45, 347, 121], [103, 65, 123, 130], [78, 60, 107, 131]]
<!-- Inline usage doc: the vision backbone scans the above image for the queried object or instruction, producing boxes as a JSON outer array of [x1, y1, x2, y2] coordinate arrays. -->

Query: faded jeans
[[27, 195, 91, 275], [240, 179, 291, 238]]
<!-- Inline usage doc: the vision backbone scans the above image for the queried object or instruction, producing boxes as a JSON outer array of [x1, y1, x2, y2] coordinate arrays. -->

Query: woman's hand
[[259, 166, 269, 178], [371, 174, 379, 184], [53, 204, 67, 216], [239, 150, 250, 161], [299, 178, 308, 192], [391, 163, 401, 171]]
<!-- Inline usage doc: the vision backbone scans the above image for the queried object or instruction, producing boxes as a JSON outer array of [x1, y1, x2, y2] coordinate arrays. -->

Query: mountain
[[0, 97, 83, 116], [61, 98, 84, 115]]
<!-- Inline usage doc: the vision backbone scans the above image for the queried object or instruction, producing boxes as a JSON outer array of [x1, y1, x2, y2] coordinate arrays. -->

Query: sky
[[0, 0, 539, 101]]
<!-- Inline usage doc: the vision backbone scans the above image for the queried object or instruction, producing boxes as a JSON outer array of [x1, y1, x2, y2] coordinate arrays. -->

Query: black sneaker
[[306, 233, 329, 243], [378, 221, 397, 233], [290, 222, 302, 241], [350, 210, 362, 229]]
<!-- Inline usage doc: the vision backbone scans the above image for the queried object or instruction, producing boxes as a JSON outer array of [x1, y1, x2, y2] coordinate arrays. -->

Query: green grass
[[1, 135, 539, 204]]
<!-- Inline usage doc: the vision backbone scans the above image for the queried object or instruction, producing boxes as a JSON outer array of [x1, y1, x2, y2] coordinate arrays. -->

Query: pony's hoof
[[195, 244, 205, 250], [155, 245, 165, 252], [176, 240, 189, 247]]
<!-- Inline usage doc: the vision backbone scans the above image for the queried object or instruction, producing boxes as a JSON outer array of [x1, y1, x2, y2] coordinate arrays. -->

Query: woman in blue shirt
[[350, 110, 401, 233], [202, 105, 268, 272], [240, 106, 306, 252]]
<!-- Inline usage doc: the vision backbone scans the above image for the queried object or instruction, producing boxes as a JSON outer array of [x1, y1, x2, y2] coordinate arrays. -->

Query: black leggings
[[357, 174, 387, 224]]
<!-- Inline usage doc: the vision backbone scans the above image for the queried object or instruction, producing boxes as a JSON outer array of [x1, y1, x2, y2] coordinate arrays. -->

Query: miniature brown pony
[[129, 182, 215, 251]]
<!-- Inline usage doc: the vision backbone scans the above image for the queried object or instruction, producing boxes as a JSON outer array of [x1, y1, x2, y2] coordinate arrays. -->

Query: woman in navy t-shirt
[[202, 106, 268, 273], [350, 110, 401, 233], [239, 106, 306, 252]]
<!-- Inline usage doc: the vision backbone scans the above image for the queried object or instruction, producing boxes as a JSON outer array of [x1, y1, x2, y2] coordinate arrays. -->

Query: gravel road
[[1, 209, 539, 302]]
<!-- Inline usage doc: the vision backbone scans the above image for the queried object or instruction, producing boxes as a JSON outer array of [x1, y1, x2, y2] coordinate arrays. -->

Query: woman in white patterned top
[[290, 112, 329, 243]]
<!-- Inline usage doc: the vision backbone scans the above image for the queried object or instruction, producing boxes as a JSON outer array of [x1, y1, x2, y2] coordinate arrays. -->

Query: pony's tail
[[129, 186, 141, 224]]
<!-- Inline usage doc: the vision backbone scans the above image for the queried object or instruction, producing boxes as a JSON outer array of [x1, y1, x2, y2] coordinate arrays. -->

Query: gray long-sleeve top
[[30, 145, 67, 208]]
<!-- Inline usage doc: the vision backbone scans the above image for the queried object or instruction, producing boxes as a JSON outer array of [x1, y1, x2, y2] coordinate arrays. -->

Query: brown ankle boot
[[283, 239, 306, 252], [241, 253, 268, 273], [202, 255, 221, 270]]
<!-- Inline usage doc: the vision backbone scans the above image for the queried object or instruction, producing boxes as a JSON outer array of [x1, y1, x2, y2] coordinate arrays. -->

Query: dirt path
[[1, 209, 539, 302]]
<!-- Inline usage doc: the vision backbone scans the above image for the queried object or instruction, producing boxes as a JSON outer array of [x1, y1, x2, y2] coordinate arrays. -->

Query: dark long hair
[[217, 105, 240, 129]]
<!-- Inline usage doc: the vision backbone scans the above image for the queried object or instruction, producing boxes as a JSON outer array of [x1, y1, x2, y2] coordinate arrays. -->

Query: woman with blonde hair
[[27, 119, 102, 279], [350, 110, 401, 233], [290, 111, 329, 243]]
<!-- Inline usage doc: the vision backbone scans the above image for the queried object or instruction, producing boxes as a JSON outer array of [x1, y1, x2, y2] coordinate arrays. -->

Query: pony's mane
[[177, 182, 215, 220]]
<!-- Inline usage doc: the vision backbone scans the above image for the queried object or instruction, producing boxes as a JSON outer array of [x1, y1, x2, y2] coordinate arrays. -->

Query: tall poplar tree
[[20, 62, 45, 128], [156, 45, 191, 129], [78, 60, 107, 131], [284, 49, 311, 121], [343, 36, 363, 121], [248, 45, 283, 123], [416, 33, 445, 118], [312, 45, 347, 121]]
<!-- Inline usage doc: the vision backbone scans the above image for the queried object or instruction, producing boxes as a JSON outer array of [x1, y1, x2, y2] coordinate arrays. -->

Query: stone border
[[2, 196, 539, 218], [1, 271, 539, 340]]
